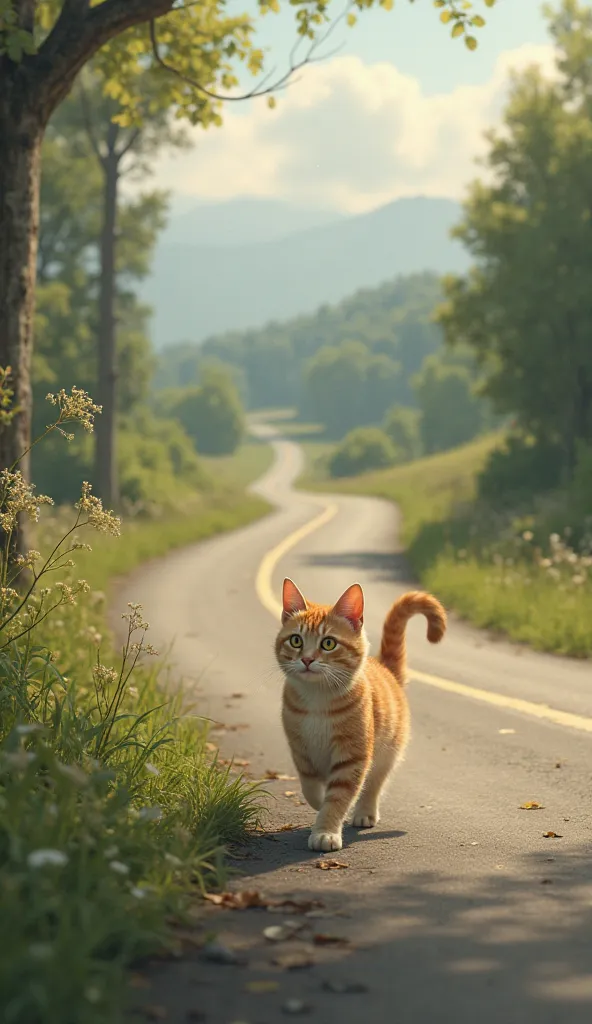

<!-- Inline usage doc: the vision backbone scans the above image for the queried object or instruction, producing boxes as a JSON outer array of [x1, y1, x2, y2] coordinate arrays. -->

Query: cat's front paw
[[352, 812, 379, 828], [309, 830, 342, 852]]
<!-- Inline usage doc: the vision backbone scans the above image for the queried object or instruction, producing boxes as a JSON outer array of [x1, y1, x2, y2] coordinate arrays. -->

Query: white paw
[[309, 830, 342, 852], [352, 811, 379, 828]]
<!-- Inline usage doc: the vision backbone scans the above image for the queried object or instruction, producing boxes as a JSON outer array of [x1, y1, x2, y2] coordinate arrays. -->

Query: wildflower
[[109, 860, 130, 875], [0, 469, 53, 530], [27, 849, 69, 869], [93, 663, 118, 689], [522, 531, 533, 542], [80, 626, 102, 647], [145, 762, 160, 776], [76, 481, 120, 535], [138, 805, 162, 822], [46, 386, 101, 433], [122, 602, 149, 631], [127, 685, 139, 699], [130, 886, 146, 899], [131, 641, 159, 656]]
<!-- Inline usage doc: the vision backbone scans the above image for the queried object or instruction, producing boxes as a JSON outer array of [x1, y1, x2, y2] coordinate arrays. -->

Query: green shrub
[[477, 433, 564, 507], [328, 427, 398, 478], [161, 365, 244, 456]]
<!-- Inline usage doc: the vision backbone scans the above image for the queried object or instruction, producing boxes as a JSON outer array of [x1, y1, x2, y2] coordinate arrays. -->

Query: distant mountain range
[[142, 195, 469, 348]]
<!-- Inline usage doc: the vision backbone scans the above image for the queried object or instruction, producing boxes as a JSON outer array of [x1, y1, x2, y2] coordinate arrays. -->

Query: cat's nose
[[301, 656, 315, 669]]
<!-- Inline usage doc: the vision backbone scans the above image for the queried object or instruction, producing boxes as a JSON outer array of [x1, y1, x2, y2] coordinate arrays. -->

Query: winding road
[[121, 428, 592, 1024]]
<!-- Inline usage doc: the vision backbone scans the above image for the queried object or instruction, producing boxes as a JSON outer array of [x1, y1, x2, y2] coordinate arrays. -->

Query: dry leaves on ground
[[315, 859, 349, 870], [264, 770, 297, 781], [204, 890, 324, 914], [543, 831, 563, 839], [520, 801, 544, 810], [313, 933, 350, 947]]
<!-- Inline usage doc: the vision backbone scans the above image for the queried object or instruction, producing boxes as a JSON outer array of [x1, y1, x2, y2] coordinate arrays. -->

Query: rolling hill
[[143, 195, 469, 347]]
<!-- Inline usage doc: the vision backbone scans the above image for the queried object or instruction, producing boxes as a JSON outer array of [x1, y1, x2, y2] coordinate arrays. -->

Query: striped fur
[[275, 578, 446, 852]]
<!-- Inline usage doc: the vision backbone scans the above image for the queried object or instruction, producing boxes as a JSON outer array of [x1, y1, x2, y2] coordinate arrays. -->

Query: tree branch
[[148, 6, 350, 105], [36, 0, 176, 120]]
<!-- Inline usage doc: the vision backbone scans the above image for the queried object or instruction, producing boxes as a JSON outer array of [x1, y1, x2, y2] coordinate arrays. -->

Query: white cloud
[[152, 43, 556, 214]]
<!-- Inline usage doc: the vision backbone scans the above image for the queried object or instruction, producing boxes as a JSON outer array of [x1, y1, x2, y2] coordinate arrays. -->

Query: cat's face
[[275, 578, 368, 687]]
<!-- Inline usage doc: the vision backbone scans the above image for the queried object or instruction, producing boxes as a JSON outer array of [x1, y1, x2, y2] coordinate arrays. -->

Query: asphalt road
[[121, 429, 592, 1024]]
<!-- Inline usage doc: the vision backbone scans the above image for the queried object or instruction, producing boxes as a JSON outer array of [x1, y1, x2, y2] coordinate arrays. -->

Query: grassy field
[[298, 433, 592, 658], [0, 437, 272, 1024], [202, 438, 274, 490]]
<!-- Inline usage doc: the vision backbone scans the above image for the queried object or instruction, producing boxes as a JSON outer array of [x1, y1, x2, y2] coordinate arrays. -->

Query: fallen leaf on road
[[313, 933, 350, 947], [204, 890, 323, 914], [204, 890, 266, 909], [520, 801, 544, 810], [272, 951, 315, 970], [278, 824, 296, 832], [264, 770, 296, 780], [543, 831, 563, 839], [245, 980, 279, 994], [498, 729, 515, 735], [205, 742, 217, 752], [321, 980, 369, 994], [231, 692, 245, 698], [316, 859, 348, 870], [284, 791, 297, 797], [541, 878, 553, 884]]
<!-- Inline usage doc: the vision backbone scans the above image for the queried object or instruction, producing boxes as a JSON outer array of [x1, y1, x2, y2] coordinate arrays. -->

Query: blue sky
[[244, 0, 549, 94], [153, 0, 557, 212]]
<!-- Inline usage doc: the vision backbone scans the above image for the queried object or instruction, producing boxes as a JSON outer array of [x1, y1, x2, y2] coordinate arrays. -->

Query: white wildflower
[[27, 849, 68, 869], [109, 861, 130, 875]]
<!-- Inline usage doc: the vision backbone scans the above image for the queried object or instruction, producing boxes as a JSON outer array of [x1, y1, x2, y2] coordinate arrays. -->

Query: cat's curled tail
[[379, 590, 446, 686]]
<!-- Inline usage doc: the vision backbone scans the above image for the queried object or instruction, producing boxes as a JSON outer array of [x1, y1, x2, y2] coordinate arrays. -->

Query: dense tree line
[[158, 272, 493, 461], [439, 0, 592, 507]]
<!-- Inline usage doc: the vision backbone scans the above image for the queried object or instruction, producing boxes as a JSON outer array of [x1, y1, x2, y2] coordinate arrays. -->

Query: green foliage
[[383, 406, 422, 461], [158, 274, 445, 441], [161, 366, 245, 457], [413, 354, 486, 455], [437, 0, 592, 474], [477, 434, 565, 507], [328, 426, 398, 478]]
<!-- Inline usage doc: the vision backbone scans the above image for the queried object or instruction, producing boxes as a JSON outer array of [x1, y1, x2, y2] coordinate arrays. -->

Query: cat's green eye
[[320, 637, 337, 652], [288, 634, 303, 649]]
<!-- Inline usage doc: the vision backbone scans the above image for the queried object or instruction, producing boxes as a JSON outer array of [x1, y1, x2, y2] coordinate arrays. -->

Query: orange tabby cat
[[275, 578, 446, 852]]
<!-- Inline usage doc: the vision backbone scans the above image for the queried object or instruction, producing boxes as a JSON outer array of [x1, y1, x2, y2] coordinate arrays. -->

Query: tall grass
[[0, 381, 266, 1023]]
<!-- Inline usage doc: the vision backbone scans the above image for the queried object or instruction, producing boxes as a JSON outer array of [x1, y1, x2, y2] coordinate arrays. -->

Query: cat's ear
[[331, 583, 364, 631], [282, 578, 307, 623]]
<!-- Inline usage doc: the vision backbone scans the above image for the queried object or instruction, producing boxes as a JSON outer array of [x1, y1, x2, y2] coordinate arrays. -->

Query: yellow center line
[[255, 497, 592, 736]]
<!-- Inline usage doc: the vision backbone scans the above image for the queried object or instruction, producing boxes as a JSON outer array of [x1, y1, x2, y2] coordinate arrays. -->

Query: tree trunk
[[0, 91, 44, 559], [94, 128, 119, 508]]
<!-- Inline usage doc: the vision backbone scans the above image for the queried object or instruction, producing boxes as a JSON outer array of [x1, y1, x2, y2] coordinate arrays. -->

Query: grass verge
[[298, 433, 592, 657], [1, 430, 271, 1023]]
